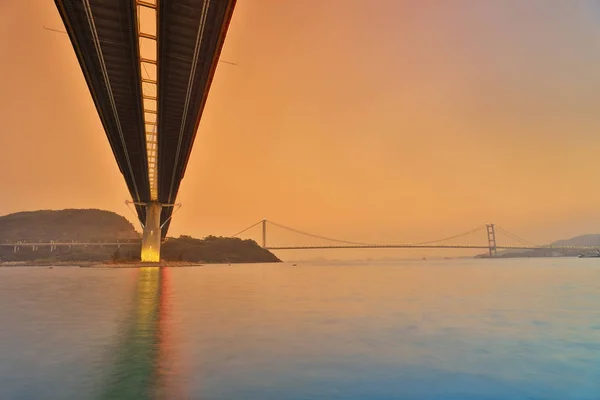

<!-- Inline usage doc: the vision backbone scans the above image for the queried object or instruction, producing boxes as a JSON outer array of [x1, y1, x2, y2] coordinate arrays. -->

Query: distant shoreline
[[0, 260, 263, 268], [0, 255, 589, 268]]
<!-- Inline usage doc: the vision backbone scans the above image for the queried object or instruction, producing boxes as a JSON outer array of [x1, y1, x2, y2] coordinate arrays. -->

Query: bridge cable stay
[[43, 26, 67, 34], [265, 220, 372, 246], [159, 204, 183, 230], [125, 200, 145, 230]]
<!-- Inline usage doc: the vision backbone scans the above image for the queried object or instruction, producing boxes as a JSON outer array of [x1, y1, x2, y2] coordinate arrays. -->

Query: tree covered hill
[[162, 235, 280, 263], [0, 209, 138, 242]]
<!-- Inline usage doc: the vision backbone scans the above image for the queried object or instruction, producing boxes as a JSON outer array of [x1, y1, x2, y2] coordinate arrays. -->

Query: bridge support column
[[262, 219, 267, 248], [486, 224, 497, 257], [141, 202, 162, 262]]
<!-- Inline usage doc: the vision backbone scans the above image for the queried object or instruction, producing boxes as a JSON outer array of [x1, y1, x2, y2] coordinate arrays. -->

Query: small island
[[0, 209, 280, 264]]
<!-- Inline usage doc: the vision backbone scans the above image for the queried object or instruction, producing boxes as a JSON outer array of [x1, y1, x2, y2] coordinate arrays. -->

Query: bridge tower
[[262, 219, 267, 248], [141, 202, 162, 262], [486, 224, 497, 257]]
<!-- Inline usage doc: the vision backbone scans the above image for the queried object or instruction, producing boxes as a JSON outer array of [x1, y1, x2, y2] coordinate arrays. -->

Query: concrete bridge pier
[[141, 202, 162, 262]]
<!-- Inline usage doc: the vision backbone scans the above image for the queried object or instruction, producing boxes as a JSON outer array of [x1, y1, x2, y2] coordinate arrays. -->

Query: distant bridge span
[[5, 220, 593, 257], [233, 220, 598, 257], [265, 245, 600, 251], [1, 242, 596, 253]]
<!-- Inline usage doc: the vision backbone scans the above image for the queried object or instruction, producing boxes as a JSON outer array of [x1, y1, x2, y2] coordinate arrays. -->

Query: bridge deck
[[55, 0, 236, 237], [1, 243, 594, 251]]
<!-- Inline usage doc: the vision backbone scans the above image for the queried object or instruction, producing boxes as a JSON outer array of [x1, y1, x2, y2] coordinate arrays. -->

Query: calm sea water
[[0, 259, 598, 399]]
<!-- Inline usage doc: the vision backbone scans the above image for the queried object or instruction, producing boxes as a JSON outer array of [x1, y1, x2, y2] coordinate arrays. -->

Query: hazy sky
[[3, 0, 600, 250]]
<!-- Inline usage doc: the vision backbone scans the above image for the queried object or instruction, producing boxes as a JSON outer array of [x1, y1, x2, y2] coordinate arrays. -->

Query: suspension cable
[[495, 226, 537, 246], [231, 220, 263, 238], [404, 225, 486, 246], [230, 220, 531, 249], [267, 220, 372, 246]]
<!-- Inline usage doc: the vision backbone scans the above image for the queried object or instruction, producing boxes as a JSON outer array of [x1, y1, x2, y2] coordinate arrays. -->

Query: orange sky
[[2, 1, 600, 252]]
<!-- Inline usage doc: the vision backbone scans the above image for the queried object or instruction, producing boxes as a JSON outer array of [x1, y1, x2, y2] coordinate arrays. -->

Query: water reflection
[[171, 261, 600, 399], [0, 261, 598, 399], [100, 267, 176, 400]]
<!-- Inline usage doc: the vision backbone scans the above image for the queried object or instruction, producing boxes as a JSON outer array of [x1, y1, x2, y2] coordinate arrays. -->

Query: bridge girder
[[55, 0, 236, 239]]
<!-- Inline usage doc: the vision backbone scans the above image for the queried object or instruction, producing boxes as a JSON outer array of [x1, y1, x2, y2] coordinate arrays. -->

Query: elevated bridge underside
[[55, 0, 236, 242]]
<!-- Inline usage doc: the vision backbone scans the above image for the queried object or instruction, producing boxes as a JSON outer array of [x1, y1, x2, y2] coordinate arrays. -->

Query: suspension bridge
[[3, 220, 597, 257], [232, 220, 600, 257]]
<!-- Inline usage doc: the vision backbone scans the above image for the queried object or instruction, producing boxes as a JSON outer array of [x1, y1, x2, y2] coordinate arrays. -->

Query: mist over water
[[0, 260, 598, 399]]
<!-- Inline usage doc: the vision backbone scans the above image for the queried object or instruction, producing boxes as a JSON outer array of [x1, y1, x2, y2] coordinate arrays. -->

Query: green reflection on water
[[99, 267, 163, 400]]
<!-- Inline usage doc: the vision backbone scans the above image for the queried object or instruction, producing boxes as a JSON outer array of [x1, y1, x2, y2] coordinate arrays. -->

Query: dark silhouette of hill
[[0, 209, 138, 242], [551, 234, 600, 247], [162, 235, 280, 263]]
